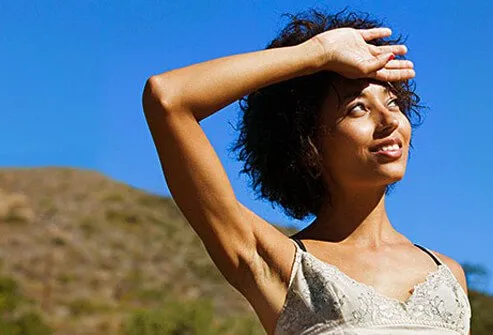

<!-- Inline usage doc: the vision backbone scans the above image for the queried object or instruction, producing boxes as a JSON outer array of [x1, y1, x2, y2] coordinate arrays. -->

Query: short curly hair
[[230, 8, 425, 221]]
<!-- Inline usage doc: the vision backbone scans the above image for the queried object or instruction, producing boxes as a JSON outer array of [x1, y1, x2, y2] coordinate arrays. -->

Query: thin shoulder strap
[[291, 238, 307, 252], [414, 243, 442, 266]]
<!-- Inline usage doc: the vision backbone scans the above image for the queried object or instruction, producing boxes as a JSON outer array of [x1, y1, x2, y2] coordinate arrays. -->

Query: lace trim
[[304, 252, 445, 305], [274, 239, 471, 335]]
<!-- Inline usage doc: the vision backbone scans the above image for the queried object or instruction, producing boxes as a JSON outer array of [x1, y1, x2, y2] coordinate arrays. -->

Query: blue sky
[[2, 1, 492, 294]]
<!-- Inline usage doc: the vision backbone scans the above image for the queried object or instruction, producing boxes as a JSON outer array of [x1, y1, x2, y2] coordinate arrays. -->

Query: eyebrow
[[341, 85, 393, 106], [341, 91, 364, 105]]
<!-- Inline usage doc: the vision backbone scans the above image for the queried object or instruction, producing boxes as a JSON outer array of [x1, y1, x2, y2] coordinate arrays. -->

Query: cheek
[[323, 123, 373, 161], [338, 122, 373, 152]]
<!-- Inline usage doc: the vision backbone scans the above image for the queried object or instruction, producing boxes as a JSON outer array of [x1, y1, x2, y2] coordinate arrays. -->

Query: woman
[[142, 8, 471, 335]]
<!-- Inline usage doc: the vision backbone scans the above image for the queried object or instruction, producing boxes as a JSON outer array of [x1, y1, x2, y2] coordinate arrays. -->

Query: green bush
[[122, 298, 220, 335], [0, 320, 20, 335], [0, 276, 20, 313], [0, 275, 52, 334], [121, 297, 265, 335], [217, 315, 265, 335], [15, 313, 52, 335], [470, 290, 493, 334], [68, 298, 98, 316]]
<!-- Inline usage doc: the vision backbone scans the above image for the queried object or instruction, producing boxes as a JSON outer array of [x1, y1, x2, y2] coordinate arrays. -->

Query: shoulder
[[432, 249, 468, 295]]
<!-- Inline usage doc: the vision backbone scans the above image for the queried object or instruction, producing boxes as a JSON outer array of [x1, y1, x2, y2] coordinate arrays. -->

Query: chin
[[385, 171, 406, 183], [374, 168, 406, 185], [378, 162, 407, 177], [386, 174, 404, 184]]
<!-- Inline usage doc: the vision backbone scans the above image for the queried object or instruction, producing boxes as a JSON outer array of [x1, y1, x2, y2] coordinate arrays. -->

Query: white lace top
[[274, 239, 471, 335]]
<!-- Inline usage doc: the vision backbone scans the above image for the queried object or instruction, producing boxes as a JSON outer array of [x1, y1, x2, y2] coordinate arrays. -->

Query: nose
[[375, 105, 399, 135]]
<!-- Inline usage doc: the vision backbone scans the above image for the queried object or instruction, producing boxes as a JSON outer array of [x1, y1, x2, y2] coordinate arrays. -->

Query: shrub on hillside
[[0, 275, 52, 334], [121, 298, 217, 335], [0, 189, 34, 224], [120, 297, 265, 335]]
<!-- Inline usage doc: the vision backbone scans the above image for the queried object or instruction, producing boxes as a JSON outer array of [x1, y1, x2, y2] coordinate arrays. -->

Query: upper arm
[[141, 77, 293, 290]]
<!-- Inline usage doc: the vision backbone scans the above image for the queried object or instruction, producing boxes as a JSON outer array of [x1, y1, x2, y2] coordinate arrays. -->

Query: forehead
[[327, 76, 393, 108]]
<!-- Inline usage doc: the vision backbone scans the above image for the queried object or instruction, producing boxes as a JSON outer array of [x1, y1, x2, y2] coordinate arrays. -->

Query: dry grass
[[0, 167, 295, 334]]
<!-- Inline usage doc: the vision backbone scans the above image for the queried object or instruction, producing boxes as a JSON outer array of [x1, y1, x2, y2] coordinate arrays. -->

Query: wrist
[[298, 36, 330, 74]]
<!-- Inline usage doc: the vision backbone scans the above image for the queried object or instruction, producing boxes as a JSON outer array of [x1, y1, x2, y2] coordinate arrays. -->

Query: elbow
[[142, 75, 176, 116]]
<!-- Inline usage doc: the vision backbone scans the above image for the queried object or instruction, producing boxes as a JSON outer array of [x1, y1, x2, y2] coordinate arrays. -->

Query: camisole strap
[[290, 238, 307, 252], [414, 243, 442, 266]]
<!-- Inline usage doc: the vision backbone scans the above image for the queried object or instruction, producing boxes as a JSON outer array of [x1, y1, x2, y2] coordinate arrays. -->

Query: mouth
[[369, 139, 403, 160], [371, 147, 403, 160]]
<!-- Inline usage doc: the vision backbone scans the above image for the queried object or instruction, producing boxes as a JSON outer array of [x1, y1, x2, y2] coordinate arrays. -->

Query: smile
[[372, 146, 403, 160]]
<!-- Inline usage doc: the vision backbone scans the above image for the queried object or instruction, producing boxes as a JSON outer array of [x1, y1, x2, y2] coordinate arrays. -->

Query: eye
[[388, 98, 400, 110], [348, 103, 367, 115]]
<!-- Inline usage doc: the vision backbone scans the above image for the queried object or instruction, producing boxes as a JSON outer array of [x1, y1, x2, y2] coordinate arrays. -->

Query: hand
[[308, 27, 415, 81]]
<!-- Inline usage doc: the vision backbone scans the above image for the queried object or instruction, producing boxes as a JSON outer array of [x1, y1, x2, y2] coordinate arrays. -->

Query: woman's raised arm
[[143, 27, 412, 123], [141, 38, 325, 287], [143, 38, 323, 123]]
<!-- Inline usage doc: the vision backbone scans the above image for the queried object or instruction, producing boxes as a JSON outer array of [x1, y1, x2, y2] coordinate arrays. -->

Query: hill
[[0, 167, 296, 334], [0, 167, 490, 334]]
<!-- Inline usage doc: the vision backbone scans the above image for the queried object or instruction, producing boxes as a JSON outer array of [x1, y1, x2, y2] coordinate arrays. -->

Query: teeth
[[380, 144, 400, 152]]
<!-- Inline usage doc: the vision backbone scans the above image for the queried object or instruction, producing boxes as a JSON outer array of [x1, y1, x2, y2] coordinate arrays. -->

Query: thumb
[[364, 53, 394, 74]]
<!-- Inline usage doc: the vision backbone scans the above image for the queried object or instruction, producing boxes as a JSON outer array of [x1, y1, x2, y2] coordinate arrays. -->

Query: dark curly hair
[[230, 8, 425, 221]]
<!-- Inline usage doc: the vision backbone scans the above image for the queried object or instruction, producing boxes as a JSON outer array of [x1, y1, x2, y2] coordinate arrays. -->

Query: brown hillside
[[0, 167, 296, 334]]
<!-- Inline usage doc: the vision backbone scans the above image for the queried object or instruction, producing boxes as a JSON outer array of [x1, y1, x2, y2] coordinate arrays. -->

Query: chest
[[305, 244, 440, 303]]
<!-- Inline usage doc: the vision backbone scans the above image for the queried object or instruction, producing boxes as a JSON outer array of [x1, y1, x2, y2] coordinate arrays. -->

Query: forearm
[[144, 39, 323, 122]]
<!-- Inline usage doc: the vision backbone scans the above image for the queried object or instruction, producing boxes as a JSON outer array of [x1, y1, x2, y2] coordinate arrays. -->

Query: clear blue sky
[[2, 1, 492, 294]]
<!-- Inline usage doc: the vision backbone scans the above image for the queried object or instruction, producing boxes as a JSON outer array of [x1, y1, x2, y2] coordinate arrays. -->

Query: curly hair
[[230, 8, 425, 221]]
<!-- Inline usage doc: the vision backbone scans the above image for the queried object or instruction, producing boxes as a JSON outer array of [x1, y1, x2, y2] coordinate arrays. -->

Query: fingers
[[359, 27, 392, 41], [384, 59, 414, 69], [369, 68, 416, 81], [370, 44, 408, 56], [356, 27, 415, 81], [363, 57, 415, 81], [360, 52, 395, 75], [373, 59, 415, 80]]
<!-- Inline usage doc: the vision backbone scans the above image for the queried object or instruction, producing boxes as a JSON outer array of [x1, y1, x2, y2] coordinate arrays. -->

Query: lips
[[369, 137, 404, 161], [369, 138, 403, 152], [372, 147, 403, 160]]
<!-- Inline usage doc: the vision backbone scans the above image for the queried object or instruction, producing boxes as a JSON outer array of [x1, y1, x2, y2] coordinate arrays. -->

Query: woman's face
[[317, 76, 412, 190]]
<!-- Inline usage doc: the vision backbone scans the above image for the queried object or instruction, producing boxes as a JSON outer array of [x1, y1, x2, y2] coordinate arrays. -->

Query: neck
[[305, 185, 406, 249]]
